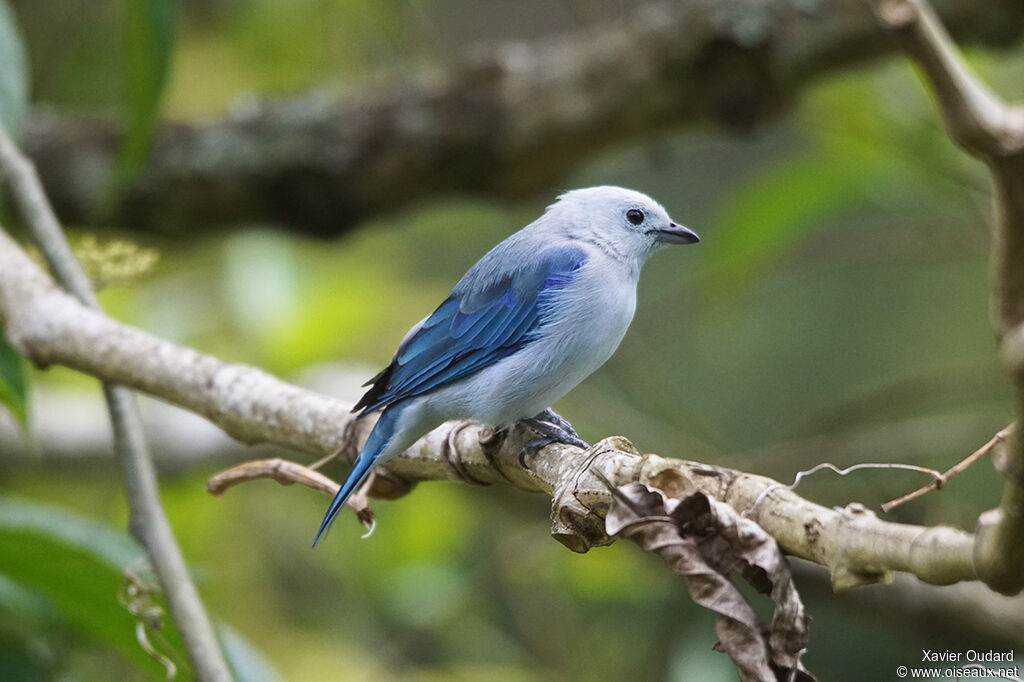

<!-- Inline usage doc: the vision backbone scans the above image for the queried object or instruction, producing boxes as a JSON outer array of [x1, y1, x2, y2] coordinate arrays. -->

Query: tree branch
[[23, 0, 1024, 237], [876, 0, 1024, 596], [0, 125, 234, 681], [0, 223, 980, 589]]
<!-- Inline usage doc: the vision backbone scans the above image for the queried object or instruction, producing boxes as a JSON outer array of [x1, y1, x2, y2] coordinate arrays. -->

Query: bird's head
[[546, 186, 699, 265]]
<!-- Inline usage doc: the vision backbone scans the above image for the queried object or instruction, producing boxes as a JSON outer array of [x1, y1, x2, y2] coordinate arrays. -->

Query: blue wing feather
[[352, 246, 586, 414]]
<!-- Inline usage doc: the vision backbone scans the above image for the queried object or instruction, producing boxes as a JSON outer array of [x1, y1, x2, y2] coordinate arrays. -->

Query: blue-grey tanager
[[314, 186, 699, 544]]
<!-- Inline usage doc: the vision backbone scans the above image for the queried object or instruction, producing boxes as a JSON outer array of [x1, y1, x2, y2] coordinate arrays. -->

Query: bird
[[314, 186, 699, 545]]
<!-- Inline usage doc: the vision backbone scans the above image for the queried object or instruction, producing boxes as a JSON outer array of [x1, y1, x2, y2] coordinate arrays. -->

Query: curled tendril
[[118, 563, 181, 680]]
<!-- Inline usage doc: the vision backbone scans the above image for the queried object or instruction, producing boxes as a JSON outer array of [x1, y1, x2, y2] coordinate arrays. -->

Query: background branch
[[0, 125, 233, 681], [21, 0, 1024, 237], [876, 0, 1024, 596]]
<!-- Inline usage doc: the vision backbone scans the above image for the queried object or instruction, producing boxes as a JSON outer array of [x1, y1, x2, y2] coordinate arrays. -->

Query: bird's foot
[[530, 408, 590, 448], [518, 410, 590, 467], [519, 436, 553, 467], [536, 408, 580, 437]]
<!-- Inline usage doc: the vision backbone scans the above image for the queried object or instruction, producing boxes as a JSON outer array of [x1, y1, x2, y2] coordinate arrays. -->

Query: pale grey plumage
[[315, 186, 699, 544]]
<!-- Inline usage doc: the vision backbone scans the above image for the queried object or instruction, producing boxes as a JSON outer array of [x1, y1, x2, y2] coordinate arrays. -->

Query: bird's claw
[[517, 410, 591, 468], [535, 408, 580, 438], [519, 437, 553, 467]]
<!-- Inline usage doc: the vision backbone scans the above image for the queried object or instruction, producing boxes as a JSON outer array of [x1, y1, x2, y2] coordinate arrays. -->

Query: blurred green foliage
[[0, 0, 29, 427], [0, 497, 280, 681], [0, 496, 183, 679], [2, 1, 1023, 680], [109, 0, 178, 203], [0, 0, 27, 135], [0, 323, 28, 428]]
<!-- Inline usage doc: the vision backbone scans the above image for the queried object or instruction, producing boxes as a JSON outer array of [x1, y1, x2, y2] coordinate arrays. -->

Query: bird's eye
[[626, 208, 645, 225]]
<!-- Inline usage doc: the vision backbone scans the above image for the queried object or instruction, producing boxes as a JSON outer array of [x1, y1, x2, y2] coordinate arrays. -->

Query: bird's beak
[[652, 222, 700, 244]]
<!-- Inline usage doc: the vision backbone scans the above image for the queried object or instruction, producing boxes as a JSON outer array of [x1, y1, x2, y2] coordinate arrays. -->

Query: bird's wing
[[353, 245, 587, 414]]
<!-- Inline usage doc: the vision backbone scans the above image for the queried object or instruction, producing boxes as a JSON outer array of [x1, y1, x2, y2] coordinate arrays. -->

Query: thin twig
[[119, 563, 184, 681], [207, 458, 375, 535], [882, 424, 1015, 512], [207, 457, 340, 497], [0, 124, 233, 681], [745, 461, 945, 518]]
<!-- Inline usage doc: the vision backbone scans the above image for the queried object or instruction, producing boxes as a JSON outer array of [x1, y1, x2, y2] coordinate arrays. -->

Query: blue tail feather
[[312, 408, 398, 546]]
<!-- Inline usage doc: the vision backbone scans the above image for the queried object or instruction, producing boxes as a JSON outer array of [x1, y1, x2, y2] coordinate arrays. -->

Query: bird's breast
[[541, 264, 637, 370], [478, 264, 636, 421], [423, 261, 638, 427]]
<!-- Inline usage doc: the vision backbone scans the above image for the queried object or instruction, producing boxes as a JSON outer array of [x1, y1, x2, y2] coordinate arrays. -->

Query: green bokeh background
[[0, 1, 1021, 680]]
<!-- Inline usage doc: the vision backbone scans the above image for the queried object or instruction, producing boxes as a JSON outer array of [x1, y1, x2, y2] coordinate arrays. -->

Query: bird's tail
[[312, 408, 399, 546]]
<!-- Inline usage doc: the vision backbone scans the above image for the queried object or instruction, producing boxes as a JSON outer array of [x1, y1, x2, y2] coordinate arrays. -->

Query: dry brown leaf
[[606, 473, 814, 682]]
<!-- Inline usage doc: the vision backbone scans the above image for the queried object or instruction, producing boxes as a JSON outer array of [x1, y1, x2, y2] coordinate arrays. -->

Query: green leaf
[[0, 0, 28, 136], [108, 0, 178, 199], [0, 497, 185, 678], [0, 323, 28, 427], [0, 497, 281, 680]]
